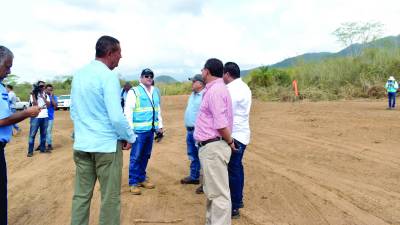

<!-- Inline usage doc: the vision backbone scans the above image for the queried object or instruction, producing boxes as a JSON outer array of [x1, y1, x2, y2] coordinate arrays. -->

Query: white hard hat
[[388, 76, 395, 81]]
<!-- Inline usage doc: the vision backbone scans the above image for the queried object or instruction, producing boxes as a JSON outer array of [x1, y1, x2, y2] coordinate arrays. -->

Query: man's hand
[[25, 106, 41, 117], [122, 141, 132, 150]]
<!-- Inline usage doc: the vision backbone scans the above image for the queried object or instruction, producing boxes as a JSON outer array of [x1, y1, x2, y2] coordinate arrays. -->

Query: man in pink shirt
[[194, 58, 235, 225]]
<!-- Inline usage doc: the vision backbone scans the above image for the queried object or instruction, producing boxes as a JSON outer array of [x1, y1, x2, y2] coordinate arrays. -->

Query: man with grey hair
[[0, 46, 41, 225]]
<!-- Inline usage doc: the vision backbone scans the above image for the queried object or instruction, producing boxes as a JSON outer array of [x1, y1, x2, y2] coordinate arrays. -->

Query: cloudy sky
[[1, 0, 399, 82]]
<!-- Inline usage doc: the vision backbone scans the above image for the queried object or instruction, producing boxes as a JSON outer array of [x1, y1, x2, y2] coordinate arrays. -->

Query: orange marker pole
[[292, 80, 299, 97]]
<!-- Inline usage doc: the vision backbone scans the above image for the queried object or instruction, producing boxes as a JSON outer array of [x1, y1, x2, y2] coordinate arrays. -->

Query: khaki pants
[[71, 142, 122, 225], [199, 140, 232, 225]]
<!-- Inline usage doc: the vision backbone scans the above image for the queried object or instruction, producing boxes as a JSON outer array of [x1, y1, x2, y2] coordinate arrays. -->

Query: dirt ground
[[5, 95, 400, 225]]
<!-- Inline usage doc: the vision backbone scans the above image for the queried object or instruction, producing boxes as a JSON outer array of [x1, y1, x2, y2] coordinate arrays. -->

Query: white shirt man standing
[[222, 62, 252, 219]]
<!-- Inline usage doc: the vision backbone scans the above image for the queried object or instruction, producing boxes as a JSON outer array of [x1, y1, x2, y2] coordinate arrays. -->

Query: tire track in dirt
[[245, 151, 390, 225], [263, 128, 400, 169]]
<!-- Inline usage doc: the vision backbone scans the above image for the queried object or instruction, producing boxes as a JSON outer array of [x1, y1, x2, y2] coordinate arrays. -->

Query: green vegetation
[[247, 45, 400, 101]]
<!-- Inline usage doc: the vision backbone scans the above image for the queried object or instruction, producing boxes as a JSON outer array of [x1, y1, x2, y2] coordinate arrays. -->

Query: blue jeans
[[186, 130, 200, 180], [228, 139, 247, 210], [46, 119, 54, 145], [0, 144, 7, 225], [10, 108, 19, 131], [388, 92, 396, 108], [28, 117, 48, 153], [129, 131, 154, 186]]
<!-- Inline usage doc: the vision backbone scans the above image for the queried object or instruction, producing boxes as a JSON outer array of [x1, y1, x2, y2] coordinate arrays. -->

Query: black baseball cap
[[141, 68, 154, 77]]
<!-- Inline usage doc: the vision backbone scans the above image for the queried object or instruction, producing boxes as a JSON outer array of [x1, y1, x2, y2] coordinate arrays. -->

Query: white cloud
[[1, 0, 399, 82]]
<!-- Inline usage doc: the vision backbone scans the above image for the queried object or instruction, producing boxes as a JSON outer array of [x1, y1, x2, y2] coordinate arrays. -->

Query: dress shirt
[[0, 83, 12, 143], [194, 78, 233, 142], [70, 60, 136, 153], [227, 78, 252, 145], [184, 90, 204, 127]]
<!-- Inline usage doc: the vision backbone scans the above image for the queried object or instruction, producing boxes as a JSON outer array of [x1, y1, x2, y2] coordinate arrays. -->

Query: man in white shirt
[[124, 68, 163, 195], [120, 82, 131, 109], [27, 81, 50, 156], [223, 62, 252, 219]]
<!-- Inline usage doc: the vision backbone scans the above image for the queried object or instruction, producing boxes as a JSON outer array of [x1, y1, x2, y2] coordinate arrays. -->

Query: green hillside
[[154, 75, 178, 84]]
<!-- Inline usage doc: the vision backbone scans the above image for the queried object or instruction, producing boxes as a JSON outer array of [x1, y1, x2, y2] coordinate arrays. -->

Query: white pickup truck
[[57, 95, 71, 110], [15, 97, 29, 110]]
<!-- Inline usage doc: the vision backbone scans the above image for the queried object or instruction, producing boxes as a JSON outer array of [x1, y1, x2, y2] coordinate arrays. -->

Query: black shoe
[[180, 176, 200, 185], [27, 153, 33, 157], [232, 209, 240, 219], [47, 145, 53, 150], [195, 185, 204, 194], [35, 146, 40, 151]]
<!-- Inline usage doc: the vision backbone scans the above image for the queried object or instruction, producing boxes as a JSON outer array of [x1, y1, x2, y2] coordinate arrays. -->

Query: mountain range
[[240, 34, 400, 76]]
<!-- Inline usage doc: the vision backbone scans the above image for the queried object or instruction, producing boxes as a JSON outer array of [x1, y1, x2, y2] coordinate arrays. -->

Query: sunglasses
[[143, 75, 154, 79], [39, 85, 45, 88]]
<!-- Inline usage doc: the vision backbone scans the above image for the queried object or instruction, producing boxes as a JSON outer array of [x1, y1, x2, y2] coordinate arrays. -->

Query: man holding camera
[[27, 80, 50, 157], [124, 68, 163, 195]]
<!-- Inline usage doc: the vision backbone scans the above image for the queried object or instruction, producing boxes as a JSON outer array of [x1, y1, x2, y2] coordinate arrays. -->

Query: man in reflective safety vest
[[124, 68, 163, 195]]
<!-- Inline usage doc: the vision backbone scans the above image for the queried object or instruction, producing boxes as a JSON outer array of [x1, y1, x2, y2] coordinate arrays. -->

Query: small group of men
[[385, 76, 399, 110], [0, 45, 42, 225], [27, 81, 58, 157], [181, 58, 252, 224]]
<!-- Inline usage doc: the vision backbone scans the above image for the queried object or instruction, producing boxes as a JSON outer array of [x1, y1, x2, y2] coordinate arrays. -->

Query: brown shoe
[[130, 186, 141, 195], [138, 180, 155, 189], [195, 185, 204, 194], [180, 176, 200, 185]]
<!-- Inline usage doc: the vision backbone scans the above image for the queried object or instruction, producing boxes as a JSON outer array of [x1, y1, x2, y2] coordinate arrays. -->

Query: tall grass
[[247, 46, 400, 101]]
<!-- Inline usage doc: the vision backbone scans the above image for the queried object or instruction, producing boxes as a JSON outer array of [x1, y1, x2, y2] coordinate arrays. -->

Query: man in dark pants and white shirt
[[0, 45, 41, 225], [194, 58, 235, 225], [223, 62, 252, 219]]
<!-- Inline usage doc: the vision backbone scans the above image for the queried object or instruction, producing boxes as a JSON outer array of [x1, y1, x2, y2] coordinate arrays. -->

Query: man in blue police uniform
[[124, 68, 163, 195], [180, 74, 205, 185], [0, 46, 41, 225]]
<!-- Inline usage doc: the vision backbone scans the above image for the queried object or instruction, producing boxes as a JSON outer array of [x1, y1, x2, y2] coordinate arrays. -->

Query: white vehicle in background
[[15, 97, 29, 110], [57, 95, 71, 110]]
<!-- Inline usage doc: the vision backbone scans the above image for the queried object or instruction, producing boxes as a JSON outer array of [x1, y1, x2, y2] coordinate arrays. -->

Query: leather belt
[[197, 137, 222, 147], [186, 127, 195, 131]]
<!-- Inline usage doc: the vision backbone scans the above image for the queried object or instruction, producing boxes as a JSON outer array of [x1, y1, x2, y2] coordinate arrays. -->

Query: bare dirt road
[[5, 96, 400, 225]]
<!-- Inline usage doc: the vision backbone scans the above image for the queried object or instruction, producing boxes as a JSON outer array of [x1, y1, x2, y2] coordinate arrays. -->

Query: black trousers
[[0, 142, 7, 225]]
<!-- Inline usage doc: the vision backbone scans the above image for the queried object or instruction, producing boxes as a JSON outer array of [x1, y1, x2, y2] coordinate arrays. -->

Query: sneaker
[[130, 186, 141, 195], [27, 153, 33, 157], [195, 185, 204, 194], [47, 145, 53, 150], [35, 146, 40, 151], [180, 176, 200, 185], [138, 180, 155, 189], [232, 209, 240, 219]]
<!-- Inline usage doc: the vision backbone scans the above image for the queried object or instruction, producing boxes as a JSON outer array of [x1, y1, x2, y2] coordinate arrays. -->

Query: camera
[[32, 83, 41, 98]]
